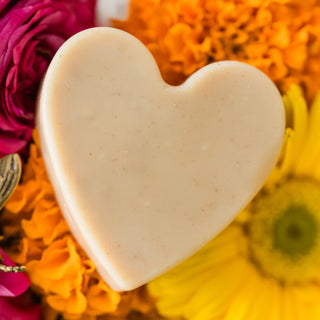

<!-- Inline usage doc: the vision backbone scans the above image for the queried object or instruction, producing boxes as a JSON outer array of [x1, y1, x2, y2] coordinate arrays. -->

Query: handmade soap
[[37, 27, 285, 291]]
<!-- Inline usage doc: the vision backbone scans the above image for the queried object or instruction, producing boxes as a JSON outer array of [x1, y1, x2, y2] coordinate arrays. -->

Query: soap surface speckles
[[37, 27, 285, 292]]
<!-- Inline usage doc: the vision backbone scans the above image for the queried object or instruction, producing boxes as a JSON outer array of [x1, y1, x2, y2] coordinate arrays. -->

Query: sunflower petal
[[282, 85, 308, 174], [295, 91, 320, 176]]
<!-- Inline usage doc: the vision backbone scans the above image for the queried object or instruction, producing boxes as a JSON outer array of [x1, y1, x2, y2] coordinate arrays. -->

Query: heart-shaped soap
[[37, 27, 284, 291]]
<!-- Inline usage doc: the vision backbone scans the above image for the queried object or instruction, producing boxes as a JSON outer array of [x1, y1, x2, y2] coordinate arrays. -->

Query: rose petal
[[0, 296, 41, 320], [0, 130, 31, 155], [0, 248, 30, 297]]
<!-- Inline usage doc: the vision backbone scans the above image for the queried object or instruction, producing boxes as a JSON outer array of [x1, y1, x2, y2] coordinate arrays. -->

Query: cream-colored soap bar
[[37, 27, 284, 292]]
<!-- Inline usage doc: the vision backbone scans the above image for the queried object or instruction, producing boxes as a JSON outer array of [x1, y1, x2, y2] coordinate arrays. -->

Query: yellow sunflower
[[148, 85, 320, 320]]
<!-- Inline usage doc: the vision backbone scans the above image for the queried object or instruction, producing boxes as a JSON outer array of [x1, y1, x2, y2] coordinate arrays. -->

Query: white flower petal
[[95, 0, 129, 26]]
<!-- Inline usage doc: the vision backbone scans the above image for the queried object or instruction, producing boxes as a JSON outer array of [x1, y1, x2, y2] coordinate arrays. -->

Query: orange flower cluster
[[0, 132, 159, 320], [114, 0, 320, 101]]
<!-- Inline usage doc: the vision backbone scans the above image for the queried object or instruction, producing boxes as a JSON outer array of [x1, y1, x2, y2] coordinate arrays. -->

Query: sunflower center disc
[[247, 179, 320, 284]]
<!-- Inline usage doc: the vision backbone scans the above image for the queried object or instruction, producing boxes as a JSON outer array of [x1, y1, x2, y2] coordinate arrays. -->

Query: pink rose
[[0, 0, 96, 157]]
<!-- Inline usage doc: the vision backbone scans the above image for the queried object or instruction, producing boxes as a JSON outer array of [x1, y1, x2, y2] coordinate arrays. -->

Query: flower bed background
[[1, 0, 320, 319]]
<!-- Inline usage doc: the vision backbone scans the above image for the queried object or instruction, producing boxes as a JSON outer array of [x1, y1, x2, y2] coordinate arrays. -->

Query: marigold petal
[[5, 180, 41, 214], [86, 276, 120, 314], [26, 236, 83, 298], [47, 290, 87, 315], [284, 44, 307, 70], [22, 198, 69, 245]]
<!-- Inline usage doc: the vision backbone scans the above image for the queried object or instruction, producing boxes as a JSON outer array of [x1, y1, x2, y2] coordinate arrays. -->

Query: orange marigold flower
[[85, 274, 123, 316], [22, 198, 69, 246], [47, 289, 87, 318], [27, 236, 84, 299], [1, 131, 160, 320], [114, 0, 320, 100]]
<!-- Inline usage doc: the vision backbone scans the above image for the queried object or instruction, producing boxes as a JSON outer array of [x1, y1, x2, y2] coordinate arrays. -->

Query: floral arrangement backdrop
[[1, 0, 320, 319]]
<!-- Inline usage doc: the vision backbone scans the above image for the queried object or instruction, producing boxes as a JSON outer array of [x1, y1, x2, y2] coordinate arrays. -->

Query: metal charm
[[0, 153, 22, 210], [0, 153, 25, 273]]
